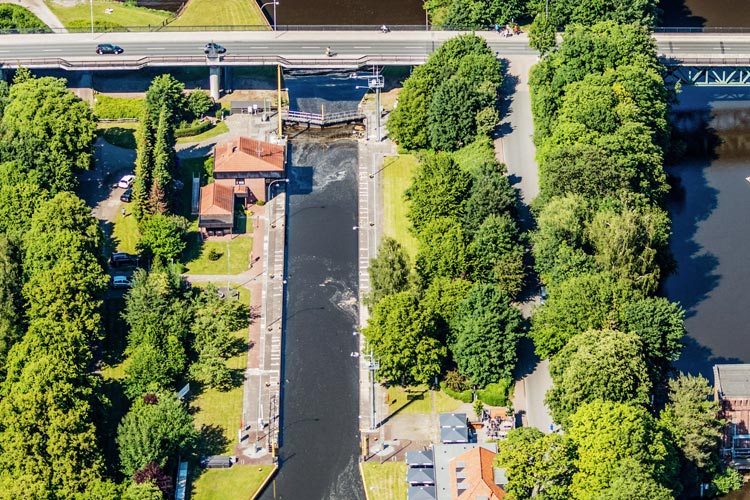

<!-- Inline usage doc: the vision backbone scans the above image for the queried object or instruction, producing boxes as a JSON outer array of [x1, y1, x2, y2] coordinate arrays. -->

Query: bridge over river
[[2, 30, 750, 97]]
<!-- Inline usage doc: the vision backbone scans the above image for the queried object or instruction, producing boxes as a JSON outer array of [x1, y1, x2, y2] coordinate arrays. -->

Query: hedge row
[[94, 95, 144, 120], [174, 120, 212, 138]]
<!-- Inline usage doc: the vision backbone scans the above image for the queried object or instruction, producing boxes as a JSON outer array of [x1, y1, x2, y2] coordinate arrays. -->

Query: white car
[[118, 174, 135, 189], [112, 275, 132, 289]]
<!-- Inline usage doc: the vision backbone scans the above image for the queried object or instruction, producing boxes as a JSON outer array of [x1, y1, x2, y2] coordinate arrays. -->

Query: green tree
[[137, 214, 187, 262], [528, 13, 557, 55], [405, 152, 471, 234], [0, 5, 50, 31], [463, 160, 517, 235], [2, 75, 96, 193], [0, 319, 105, 498], [468, 213, 525, 297], [711, 467, 743, 496], [362, 291, 446, 385], [590, 460, 674, 500], [660, 374, 722, 472], [450, 283, 523, 386], [531, 272, 643, 358], [122, 482, 162, 500], [414, 217, 469, 282], [0, 236, 22, 380], [427, 77, 481, 151], [421, 277, 473, 335], [366, 237, 411, 308], [495, 427, 576, 500], [0, 180, 48, 241], [568, 400, 679, 500], [619, 298, 684, 384], [133, 109, 154, 221], [144, 74, 186, 125], [546, 329, 651, 426], [186, 89, 213, 119], [117, 393, 197, 477]]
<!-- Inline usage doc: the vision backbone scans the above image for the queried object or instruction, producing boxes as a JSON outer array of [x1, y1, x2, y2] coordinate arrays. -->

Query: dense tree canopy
[[495, 427, 576, 500], [1, 75, 95, 193], [546, 329, 651, 426], [389, 34, 502, 151], [117, 393, 197, 477], [362, 291, 446, 385], [568, 400, 679, 500], [450, 283, 522, 386], [366, 237, 411, 308]]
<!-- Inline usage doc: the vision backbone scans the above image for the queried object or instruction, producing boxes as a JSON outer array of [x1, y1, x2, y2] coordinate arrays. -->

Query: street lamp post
[[261, 1, 279, 31], [267, 178, 289, 202]]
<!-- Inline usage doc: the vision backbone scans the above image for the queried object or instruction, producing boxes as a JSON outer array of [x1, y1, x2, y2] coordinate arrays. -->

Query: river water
[[666, 86, 750, 376], [257, 74, 365, 500]]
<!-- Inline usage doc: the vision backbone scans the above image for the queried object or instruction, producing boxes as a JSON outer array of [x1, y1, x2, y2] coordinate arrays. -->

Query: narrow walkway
[[1, 0, 67, 33]]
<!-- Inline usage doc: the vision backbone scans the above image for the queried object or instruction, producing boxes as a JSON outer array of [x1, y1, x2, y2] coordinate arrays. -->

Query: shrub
[[444, 369, 471, 392], [207, 248, 222, 261], [174, 120, 212, 138], [99, 127, 136, 149], [94, 95, 144, 120], [0, 5, 49, 32], [477, 379, 513, 406], [441, 382, 473, 403]]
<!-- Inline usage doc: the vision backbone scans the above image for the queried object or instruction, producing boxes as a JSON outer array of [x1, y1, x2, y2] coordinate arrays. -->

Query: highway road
[[1, 30, 750, 69]]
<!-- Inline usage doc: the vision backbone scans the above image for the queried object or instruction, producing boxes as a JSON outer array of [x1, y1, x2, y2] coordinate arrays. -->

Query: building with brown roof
[[714, 364, 750, 469], [198, 137, 286, 233], [449, 447, 506, 500]]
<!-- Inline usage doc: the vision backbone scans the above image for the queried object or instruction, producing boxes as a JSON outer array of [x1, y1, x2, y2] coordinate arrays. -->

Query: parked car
[[96, 43, 123, 55], [118, 174, 135, 189], [109, 252, 139, 268], [204, 42, 226, 55], [112, 275, 133, 289], [120, 188, 132, 203]]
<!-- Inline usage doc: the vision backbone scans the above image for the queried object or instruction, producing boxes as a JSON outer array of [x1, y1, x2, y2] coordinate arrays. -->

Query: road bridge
[[2, 30, 750, 97]]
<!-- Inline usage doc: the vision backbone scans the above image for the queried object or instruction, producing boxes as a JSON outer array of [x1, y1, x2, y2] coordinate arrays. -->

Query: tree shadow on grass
[[195, 423, 232, 457]]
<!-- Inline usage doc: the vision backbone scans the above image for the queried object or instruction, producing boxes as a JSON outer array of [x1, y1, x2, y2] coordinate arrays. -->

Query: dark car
[[120, 188, 132, 203], [109, 252, 139, 268], [96, 43, 124, 55], [203, 42, 226, 55]]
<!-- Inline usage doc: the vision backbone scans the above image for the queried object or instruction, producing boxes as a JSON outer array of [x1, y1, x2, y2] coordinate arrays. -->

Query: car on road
[[204, 42, 226, 55], [117, 174, 135, 189], [109, 252, 139, 268], [120, 188, 132, 203], [96, 43, 124, 55], [111, 275, 133, 289]]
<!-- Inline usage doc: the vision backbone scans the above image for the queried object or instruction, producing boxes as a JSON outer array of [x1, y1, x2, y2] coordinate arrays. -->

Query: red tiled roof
[[199, 181, 234, 216], [214, 136, 284, 173], [451, 447, 505, 500]]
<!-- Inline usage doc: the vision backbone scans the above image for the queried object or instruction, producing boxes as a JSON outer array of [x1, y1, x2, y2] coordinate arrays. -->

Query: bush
[[174, 120, 212, 138], [0, 5, 49, 32], [477, 379, 513, 406], [441, 382, 473, 403], [444, 369, 471, 392], [99, 127, 136, 149], [207, 248, 222, 261], [187, 90, 213, 119], [67, 19, 122, 32], [712, 467, 743, 496], [94, 95, 144, 120]]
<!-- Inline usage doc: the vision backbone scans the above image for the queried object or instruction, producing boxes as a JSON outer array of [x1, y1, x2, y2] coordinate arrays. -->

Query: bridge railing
[[0, 54, 428, 70], [282, 109, 365, 126]]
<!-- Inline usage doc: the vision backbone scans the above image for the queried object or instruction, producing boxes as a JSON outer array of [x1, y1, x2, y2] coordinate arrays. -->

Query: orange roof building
[[449, 447, 506, 500], [198, 137, 286, 233]]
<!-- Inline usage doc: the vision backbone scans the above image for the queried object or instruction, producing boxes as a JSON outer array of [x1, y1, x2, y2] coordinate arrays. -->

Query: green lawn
[[381, 155, 419, 259], [112, 206, 140, 255], [46, 0, 170, 29], [176, 121, 229, 144], [191, 465, 275, 500], [170, 0, 267, 27], [191, 326, 248, 455], [183, 235, 253, 275], [386, 385, 462, 416], [360, 462, 407, 500]]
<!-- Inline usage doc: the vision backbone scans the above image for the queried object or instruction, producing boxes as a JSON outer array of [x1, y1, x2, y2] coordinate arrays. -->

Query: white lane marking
[[404, 46, 422, 49], [146, 47, 165, 50], [302, 46, 320, 49], [353, 46, 371, 49], [43, 49, 62, 52], [251, 46, 269, 49]]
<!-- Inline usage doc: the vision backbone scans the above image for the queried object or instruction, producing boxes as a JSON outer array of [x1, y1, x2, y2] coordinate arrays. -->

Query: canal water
[[666, 86, 750, 377], [257, 74, 366, 500]]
